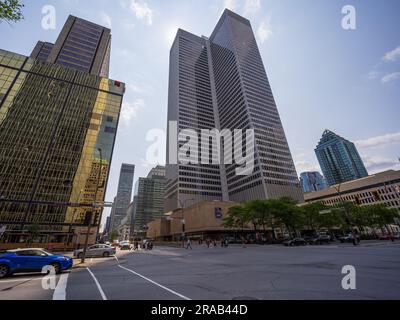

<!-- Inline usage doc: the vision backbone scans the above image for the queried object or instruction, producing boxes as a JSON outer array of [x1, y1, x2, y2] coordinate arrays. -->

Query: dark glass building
[[110, 164, 135, 232], [0, 49, 124, 243], [315, 130, 368, 186], [133, 166, 166, 233], [32, 15, 111, 77], [300, 171, 327, 193], [165, 9, 303, 212], [30, 41, 54, 62]]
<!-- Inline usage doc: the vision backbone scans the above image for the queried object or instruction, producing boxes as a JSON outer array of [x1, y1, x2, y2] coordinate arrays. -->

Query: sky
[[1, 0, 399, 226]]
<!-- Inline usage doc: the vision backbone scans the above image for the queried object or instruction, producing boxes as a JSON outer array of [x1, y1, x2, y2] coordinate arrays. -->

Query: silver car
[[73, 244, 116, 259]]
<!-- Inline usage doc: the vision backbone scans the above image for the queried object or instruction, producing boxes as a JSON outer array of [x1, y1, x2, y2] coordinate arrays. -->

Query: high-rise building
[[0, 49, 124, 243], [165, 9, 303, 212], [32, 15, 111, 77], [110, 164, 135, 232], [300, 172, 327, 193], [133, 166, 166, 232], [315, 130, 368, 186], [30, 41, 54, 62]]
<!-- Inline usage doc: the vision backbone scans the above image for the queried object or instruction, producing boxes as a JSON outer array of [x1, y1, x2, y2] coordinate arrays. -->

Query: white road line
[[86, 268, 107, 300], [53, 273, 69, 300], [113, 255, 119, 264], [118, 264, 191, 301], [0, 278, 38, 283]]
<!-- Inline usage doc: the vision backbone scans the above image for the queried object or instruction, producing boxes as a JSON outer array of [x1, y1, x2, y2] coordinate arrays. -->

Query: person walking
[[186, 238, 193, 250]]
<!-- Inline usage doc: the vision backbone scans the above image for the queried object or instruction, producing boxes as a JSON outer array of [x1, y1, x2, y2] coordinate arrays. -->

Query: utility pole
[[81, 148, 103, 263]]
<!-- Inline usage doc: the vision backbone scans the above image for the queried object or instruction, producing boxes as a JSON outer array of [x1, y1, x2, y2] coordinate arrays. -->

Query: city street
[[1, 241, 399, 300]]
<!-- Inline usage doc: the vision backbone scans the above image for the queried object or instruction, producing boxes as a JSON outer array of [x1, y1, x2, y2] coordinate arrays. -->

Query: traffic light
[[93, 212, 100, 226]]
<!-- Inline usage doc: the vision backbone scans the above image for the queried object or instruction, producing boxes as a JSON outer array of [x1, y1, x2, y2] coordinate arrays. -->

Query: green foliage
[[223, 197, 400, 235], [0, 0, 24, 23]]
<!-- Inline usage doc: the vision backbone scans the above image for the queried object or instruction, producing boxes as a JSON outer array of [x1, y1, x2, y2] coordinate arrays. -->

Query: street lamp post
[[81, 148, 103, 264], [178, 198, 194, 248]]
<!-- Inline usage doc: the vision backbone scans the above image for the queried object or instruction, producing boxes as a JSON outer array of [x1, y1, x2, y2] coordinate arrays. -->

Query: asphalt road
[[1, 241, 400, 300]]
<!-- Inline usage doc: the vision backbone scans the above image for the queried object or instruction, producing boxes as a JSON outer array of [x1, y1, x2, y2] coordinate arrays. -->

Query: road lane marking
[[86, 268, 107, 300], [118, 265, 191, 300], [113, 255, 120, 264], [53, 273, 69, 300], [0, 278, 38, 283]]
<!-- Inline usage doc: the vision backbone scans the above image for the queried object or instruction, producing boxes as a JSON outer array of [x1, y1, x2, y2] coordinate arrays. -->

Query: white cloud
[[257, 20, 273, 44], [368, 70, 379, 80], [383, 46, 400, 62], [381, 72, 400, 83], [355, 132, 400, 149], [294, 160, 321, 174], [361, 156, 400, 174], [130, 0, 153, 26], [121, 99, 145, 125], [243, 0, 261, 16], [223, 0, 238, 11], [100, 12, 112, 28]]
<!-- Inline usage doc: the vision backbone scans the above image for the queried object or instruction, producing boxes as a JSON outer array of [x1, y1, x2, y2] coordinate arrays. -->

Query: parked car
[[283, 238, 307, 246], [378, 234, 395, 241], [308, 235, 331, 245], [111, 240, 119, 247], [73, 244, 116, 259], [0, 248, 73, 279], [339, 234, 354, 243], [119, 241, 131, 250]]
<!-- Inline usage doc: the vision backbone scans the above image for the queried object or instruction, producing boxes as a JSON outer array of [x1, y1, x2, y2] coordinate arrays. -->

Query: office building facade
[[304, 170, 400, 212], [300, 171, 327, 193], [133, 166, 166, 232], [0, 49, 124, 243], [31, 15, 111, 77], [110, 164, 135, 232], [315, 130, 368, 186], [165, 9, 302, 212]]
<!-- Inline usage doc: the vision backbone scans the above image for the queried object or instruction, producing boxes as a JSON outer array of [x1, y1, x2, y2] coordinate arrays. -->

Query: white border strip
[[118, 264, 191, 300], [53, 273, 69, 300], [87, 267, 107, 300]]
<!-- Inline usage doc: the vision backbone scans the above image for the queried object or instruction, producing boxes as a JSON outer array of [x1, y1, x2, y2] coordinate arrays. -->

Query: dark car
[[283, 238, 307, 246], [308, 235, 331, 245], [0, 248, 73, 278]]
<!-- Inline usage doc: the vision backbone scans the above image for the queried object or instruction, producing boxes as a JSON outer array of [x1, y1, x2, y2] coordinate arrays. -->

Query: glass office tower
[[133, 166, 166, 232], [32, 15, 111, 77], [315, 130, 368, 186], [109, 164, 135, 232], [300, 172, 327, 193], [165, 9, 303, 212], [0, 50, 124, 243]]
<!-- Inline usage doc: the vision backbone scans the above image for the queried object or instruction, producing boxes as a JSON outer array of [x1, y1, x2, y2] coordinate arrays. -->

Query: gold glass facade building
[[0, 50, 124, 243]]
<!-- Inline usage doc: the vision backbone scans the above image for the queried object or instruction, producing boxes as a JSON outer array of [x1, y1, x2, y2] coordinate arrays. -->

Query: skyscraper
[[315, 130, 368, 186], [31, 15, 111, 77], [0, 49, 124, 243], [30, 41, 54, 61], [165, 9, 302, 212], [133, 166, 166, 232], [300, 172, 327, 193], [110, 164, 135, 232]]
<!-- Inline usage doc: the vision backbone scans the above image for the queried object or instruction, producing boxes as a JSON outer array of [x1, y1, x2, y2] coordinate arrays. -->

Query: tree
[[300, 202, 328, 231], [223, 205, 249, 231], [109, 230, 119, 242], [0, 0, 24, 23]]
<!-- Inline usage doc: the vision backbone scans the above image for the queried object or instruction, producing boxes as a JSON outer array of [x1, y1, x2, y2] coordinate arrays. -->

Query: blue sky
[[1, 0, 399, 225]]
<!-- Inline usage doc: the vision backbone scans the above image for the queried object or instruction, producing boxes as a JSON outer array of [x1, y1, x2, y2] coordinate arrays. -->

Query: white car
[[74, 244, 116, 259]]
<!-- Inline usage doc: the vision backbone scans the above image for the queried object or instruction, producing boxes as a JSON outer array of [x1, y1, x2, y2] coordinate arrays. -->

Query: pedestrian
[[206, 238, 210, 248], [186, 238, 193, 250], [213, 240, 217, 248]]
